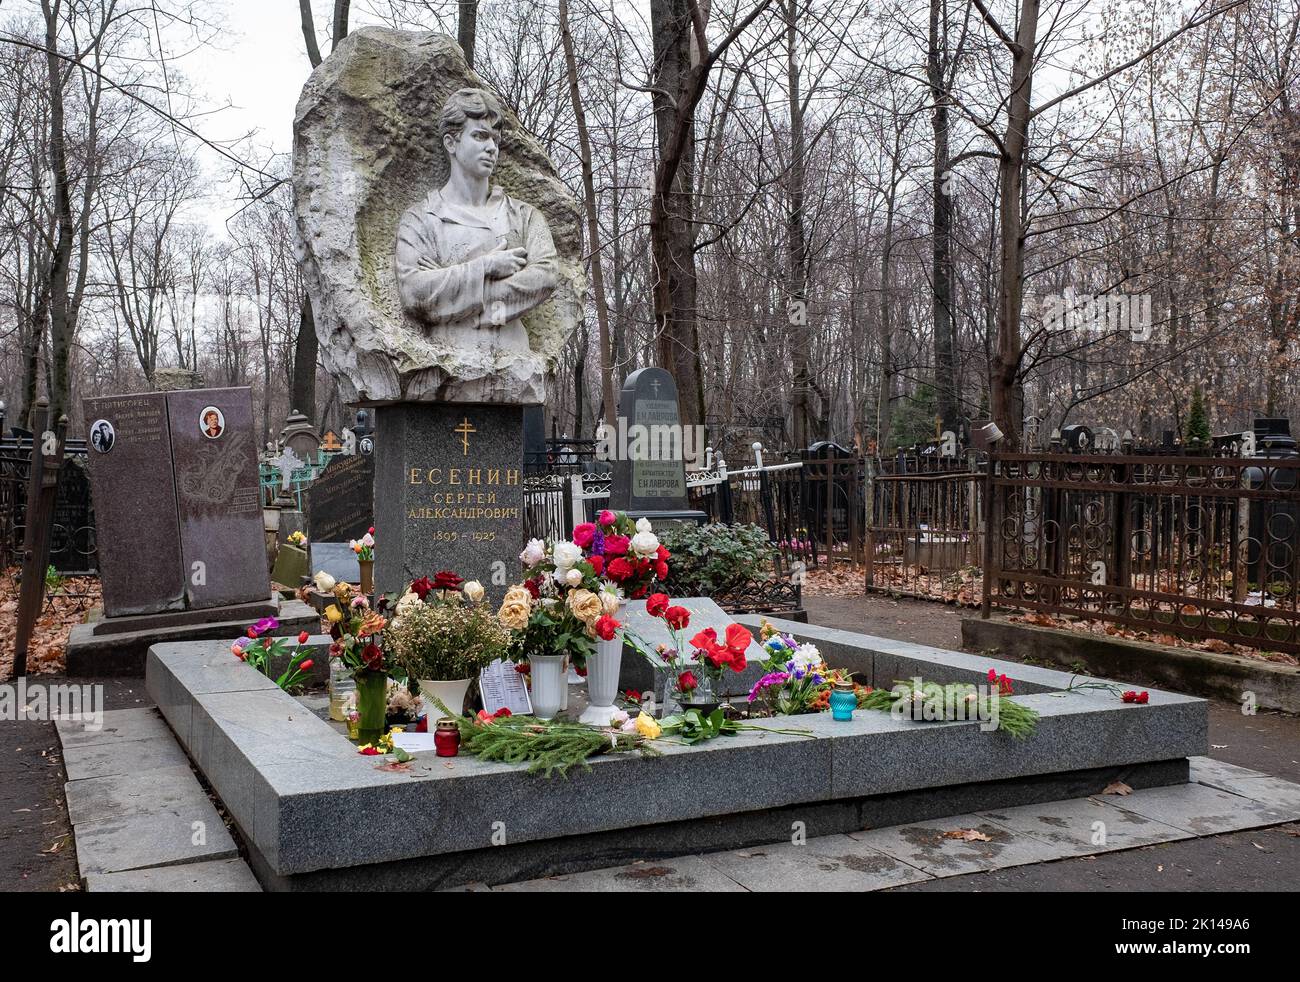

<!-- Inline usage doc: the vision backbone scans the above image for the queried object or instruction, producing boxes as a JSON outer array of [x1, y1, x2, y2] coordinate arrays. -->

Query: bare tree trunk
[[40, 0, 75, 422], [299, 0, 323, 67], [929, 0, 958, 432], [785, 0, 811, 449], [559, 0, 614, 424], [990, 0, 1040, 451], [292, 297, 318, 421], [458, 0, 478, 68]]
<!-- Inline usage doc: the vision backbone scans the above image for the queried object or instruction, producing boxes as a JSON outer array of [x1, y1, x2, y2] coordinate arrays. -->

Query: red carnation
[[607, 557, 635, 582], [665, 605, 690, 630], [494, 707, 512, 719], [604, 534, 629, 556], [657, 545, 670, 561], [572, 522, 596, 548], [594, 614, 620, 641], [523, 577, 541, 598], [599, 509, 617, 526], [1122, 690, 1137, 703], [655, 561, 669, 580], [1135, 691, 1149, 704], [646, 593, 670, 618], [589, 555, 604, 575]]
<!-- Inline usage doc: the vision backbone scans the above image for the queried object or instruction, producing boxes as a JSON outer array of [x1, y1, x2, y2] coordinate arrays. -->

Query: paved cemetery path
[[1, 676, 149, 891], [799, 591, 1300, 892]]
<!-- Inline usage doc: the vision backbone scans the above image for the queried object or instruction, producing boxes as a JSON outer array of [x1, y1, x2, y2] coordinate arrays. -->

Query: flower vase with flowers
[[388, 570, 507, 718], [350, 527, 376, 594], [499, 534, 616, 719], [325, 592, 389, 742]]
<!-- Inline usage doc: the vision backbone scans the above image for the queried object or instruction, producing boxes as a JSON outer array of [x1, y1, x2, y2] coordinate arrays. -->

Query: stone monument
[[608, 367, 707, 526], [69, 387, 317, 674], [293, 29, 583, 591]]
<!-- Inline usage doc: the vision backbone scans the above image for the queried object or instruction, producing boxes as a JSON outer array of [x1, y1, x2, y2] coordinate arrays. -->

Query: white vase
[[579, 635, 624, 726], [418, 678, 472, 719], [528, 654, 566, 720], [560, 655, 570, 711]]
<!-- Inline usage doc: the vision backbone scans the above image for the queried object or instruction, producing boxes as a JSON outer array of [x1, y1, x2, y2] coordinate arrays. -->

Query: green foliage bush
[[659, 522, 774, 595]]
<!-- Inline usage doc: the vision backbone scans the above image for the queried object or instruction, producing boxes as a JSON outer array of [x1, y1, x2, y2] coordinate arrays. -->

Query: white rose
[[635, 517, 653, 534], [630, 531, 660, 557], [463, 580, 484, 603], [564, 567, 583, 587], [552, 540, 583, 569], [312, 570, 336, 593], [395, 592, 422, 618], [600, 591, 622, 616], [520, 538, 547, 566]]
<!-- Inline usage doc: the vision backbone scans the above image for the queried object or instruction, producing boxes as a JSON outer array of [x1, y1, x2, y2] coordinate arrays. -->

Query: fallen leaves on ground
[[942, 828, 992, 842], [0, 566, 100, 678], [1007, 610, 1299, 667], [1102, 781, 1133, 796]]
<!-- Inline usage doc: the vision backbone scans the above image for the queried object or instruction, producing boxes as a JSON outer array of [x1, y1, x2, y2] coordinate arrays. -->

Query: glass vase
[[355, 670, 388, 744]]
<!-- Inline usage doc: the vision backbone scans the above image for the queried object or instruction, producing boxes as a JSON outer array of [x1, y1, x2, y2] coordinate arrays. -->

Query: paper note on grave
[[479, 658, 533, 716]]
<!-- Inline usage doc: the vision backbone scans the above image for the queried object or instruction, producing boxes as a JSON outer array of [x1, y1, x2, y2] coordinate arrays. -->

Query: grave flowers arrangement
[[623, 593, 752, 708], [748, 617, 850, 714], [231, 621, 315, 692], [350, 529, 376, 562], [857, 673, 1040, 739], [325, 593, 390, 741], [572, 510, 671, 601], [388, 572, 510, 715]]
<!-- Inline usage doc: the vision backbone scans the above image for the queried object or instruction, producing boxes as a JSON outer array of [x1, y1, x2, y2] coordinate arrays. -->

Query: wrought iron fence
[[0, 435, 97, 573], [982, 451, 1300, 653]]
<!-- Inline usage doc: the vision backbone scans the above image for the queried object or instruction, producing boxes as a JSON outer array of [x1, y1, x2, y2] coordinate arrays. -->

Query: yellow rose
[[634, 712, 662, 740], [566, 589, 603, 627], [503, 585, 532, 605], [325, 604, 344, 624], [499, 596, 532, 632]]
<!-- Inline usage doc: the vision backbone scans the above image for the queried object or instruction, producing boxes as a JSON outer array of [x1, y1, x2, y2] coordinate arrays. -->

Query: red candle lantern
[[434, 718, 461, 757]]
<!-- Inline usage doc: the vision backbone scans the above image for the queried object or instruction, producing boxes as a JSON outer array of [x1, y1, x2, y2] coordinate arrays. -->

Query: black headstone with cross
[[608, 367, 706, 525], [372, 403, 524, 596]]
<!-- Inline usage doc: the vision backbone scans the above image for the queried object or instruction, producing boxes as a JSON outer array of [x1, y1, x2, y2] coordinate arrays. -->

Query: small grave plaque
[[306, 452, 375, 543]]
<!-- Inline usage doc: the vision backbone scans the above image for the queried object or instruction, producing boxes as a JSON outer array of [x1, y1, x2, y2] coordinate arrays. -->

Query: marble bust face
[[395, 88, 559, 354]]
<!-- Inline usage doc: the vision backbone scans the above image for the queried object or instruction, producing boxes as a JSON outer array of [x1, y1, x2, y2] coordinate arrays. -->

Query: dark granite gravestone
[[166, 388, 271, 609], [609, 367, 706, 524], [373, 403, 523, 595], [305, 452, 374, 543], [83, 393, 185, 616]]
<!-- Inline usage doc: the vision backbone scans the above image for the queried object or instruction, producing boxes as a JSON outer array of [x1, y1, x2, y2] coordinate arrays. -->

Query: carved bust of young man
[[395, 87, 559, 353]]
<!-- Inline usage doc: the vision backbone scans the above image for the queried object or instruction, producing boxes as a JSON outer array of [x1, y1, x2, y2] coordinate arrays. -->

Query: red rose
[[665, 605, 690, 630], [646, 593, 670, 618], [494, 707, 512, 718], [514, 662, 531, 673], [607, 557, 634, 582], [298, 630, 310, 644], [589, 555, 604, 575], [247, 627, 257, 639], [299, 659, 314, 671], [625, 689, 641, 702], [524, 577, 541, 598], [604, 534, 629, 556], [410, 576, 434, 599], [362, 642, 383, 671], [988, 668, 998, 682], [632, 586, 647, 599], [432, 570, 463, 591], [677, 671, 697, 693], [573, 522, 596, 548], [594, 614, 620, 641]]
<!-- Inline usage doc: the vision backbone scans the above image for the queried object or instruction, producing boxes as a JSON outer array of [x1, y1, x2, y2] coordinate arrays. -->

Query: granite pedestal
[[147, 624, 1209, 891], [373, 403, 524, 596]]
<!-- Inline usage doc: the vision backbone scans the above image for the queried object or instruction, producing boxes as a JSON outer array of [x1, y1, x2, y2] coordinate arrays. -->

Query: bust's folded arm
[[482, 203, 560, 322], [395, 209, 486, 325]]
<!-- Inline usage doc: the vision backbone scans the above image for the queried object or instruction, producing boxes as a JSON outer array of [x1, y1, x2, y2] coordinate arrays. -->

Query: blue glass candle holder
[[830, 680, 856, 721]]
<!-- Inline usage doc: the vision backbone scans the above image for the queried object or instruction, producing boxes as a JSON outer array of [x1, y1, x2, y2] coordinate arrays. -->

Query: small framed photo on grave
[[89, 419, 115, 454], [200, 406, 226, 440]]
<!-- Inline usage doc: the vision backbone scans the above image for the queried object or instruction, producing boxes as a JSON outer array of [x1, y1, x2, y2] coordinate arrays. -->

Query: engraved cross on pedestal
[[455, 417, 476, 456]]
